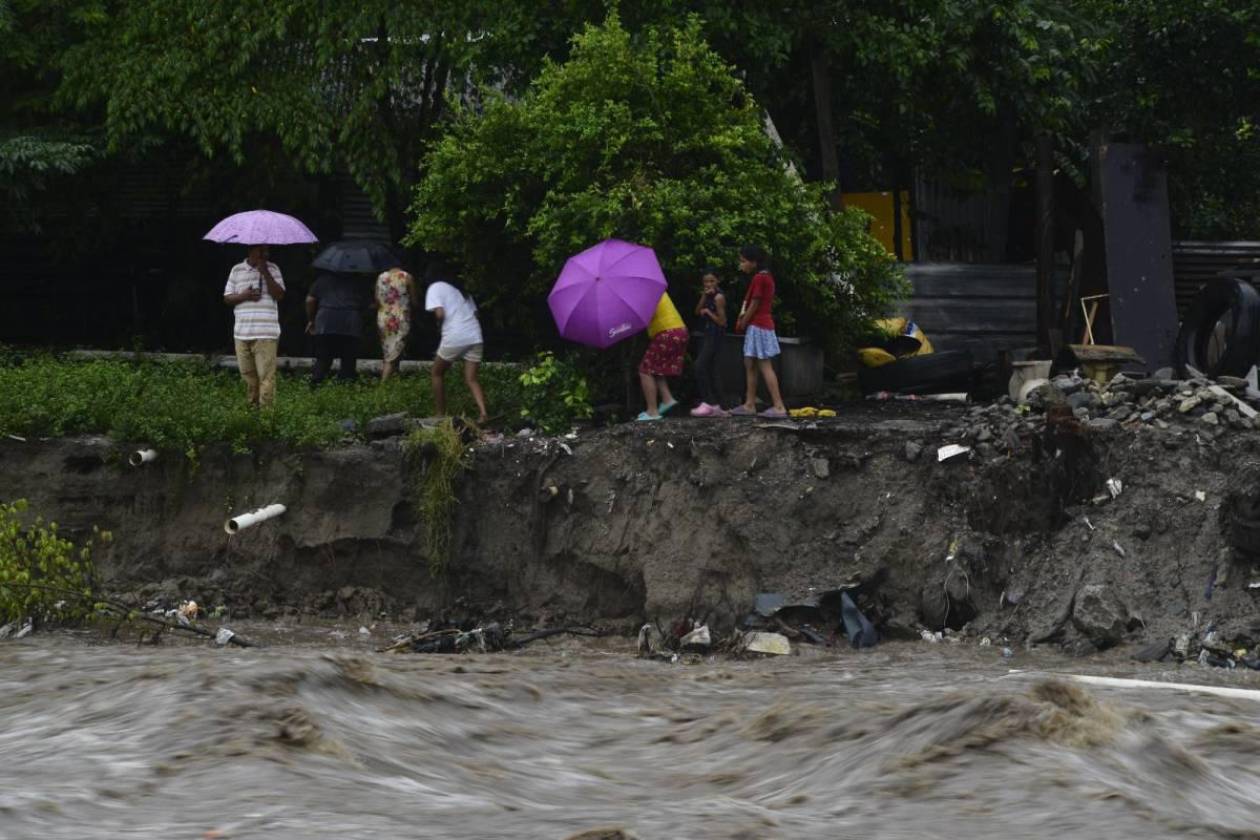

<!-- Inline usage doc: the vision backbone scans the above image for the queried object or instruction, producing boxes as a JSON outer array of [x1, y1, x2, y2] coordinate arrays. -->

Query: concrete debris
[[740, 631, 791, 656]]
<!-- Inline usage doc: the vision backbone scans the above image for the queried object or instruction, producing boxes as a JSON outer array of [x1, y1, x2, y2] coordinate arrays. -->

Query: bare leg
[[431, 356, 451, 416], [639, 371, 659, 416], [741, 356, 758, 411], [463, 361, 489, 424], [758, 358, 786, 411], [656, 376, 675, 408], [381, 358, 395, 381]]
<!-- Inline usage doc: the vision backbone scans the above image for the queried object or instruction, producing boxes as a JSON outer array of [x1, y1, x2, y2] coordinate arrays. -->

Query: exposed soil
[[4, 398, 1260, 655]]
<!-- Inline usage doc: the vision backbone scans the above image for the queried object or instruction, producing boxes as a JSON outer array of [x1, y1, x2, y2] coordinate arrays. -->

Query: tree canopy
[[407, 14, 904, 353]]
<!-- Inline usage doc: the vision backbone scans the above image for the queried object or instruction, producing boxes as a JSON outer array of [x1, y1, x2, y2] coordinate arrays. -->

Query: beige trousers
[[234, 338, 278, 407]]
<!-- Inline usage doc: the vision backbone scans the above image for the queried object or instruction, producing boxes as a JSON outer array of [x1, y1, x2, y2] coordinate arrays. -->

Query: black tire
[[857, 349, 974, 395], [1175, 278, 1260, 378]]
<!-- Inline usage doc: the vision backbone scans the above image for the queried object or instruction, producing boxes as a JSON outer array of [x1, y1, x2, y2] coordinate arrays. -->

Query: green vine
[[403, 422, 468, 579]]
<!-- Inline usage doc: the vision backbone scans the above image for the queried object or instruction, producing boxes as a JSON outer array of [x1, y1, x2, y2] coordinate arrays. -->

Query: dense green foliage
[[409, 14, 905, 352], [0, 356, 523, 452], [0, 498, 103, 624], [517, 352, 594, 435]]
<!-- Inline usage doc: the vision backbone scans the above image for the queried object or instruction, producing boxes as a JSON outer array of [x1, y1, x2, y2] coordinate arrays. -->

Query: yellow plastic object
[[788, 407, 837, 418], [818, 409, 836, 417], [872, 317, 934, 356], [857, 347, 898, 368]]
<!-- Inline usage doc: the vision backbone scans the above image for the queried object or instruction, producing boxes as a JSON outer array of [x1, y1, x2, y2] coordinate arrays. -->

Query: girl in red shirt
[[730, 245, 787, 417]]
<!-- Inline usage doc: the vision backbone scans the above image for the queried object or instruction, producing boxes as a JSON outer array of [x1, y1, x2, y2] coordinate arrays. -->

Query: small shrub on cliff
[[403, 422, 469, 579], [0, 499, 107, 625], [518, 352, 594, 434]]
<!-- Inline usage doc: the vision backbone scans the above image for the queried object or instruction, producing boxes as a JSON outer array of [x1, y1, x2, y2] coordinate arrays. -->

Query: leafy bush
[[0, 499, 106, 624], [517, 352, 594, 434], [409, 12, 906, 358], [0, 355, 526, 453]]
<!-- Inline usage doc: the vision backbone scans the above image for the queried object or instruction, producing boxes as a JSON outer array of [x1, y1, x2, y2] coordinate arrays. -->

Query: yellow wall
[[842, 191, 913, 259]]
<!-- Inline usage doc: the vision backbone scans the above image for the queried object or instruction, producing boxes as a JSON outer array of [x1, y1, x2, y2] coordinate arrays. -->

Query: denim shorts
[[743, 325, 781, 359]]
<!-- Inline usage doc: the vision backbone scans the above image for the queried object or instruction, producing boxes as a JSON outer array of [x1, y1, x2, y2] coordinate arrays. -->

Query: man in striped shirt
[[223, 245, 286, 407]]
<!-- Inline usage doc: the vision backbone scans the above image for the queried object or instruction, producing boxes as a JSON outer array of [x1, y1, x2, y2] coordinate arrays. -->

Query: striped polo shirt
[[224, 260, 285, 340]]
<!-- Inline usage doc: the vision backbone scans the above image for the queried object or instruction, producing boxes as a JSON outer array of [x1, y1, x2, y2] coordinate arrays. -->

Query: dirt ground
[[3, 396, 1260, 656]]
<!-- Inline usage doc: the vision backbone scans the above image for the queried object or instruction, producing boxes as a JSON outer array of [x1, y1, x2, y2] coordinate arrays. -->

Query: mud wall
[[3, 410, 1259, 649]]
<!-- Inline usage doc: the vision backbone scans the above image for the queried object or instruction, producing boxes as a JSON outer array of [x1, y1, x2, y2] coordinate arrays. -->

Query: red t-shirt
[[741, 271, 775, 331]]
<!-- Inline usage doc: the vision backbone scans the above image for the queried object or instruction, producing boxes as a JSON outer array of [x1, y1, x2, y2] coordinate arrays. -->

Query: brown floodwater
[[2, 626, 1259, 839]]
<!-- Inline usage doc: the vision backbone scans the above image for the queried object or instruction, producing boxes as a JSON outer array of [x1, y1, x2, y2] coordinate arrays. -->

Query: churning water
[[2, 628, 1258, 839]]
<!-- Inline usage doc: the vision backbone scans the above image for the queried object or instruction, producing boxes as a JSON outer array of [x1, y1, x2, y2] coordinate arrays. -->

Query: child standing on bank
[[636, 291, 688, 421], [730, 245, 787, 418], [690, 268, 727, 417]]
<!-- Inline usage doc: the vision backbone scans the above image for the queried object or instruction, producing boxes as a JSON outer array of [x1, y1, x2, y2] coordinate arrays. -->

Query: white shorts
[[436, 343, 484, 363]]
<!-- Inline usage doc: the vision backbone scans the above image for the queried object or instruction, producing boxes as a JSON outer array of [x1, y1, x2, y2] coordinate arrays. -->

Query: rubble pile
[[915, 369, 1260, 463]]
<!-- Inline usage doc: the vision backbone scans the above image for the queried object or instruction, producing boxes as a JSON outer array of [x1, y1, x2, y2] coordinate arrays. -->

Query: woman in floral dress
[[375, 266, 416, 380]]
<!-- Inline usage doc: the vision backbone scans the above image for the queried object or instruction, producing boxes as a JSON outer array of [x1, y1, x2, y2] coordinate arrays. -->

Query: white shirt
[[425, 281, 483, 346], [224, 260, 285, 341]]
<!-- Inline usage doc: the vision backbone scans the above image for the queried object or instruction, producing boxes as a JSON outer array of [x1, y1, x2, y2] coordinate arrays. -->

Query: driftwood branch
[[1, 582, 255, 647]]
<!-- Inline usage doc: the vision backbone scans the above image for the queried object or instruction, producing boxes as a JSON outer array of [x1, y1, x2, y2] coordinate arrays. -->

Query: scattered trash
[[839, 591, 878, 648], [0, 618, 34, 640], [1195, 490, 1207, 502], [1174, 633, 1191, 659], [1249, 582, 1260, 590], [1001, 647, 1014, 659], [1106, 478, 1123, 498], [177, 601, 199, 621], [214, 628, 236, 646], [1198, 649, 1235, 669], [1112, 541, 1126, 558], [920, 629, 943, 644], [979, 637, 992, 647], [679, 625, 711, 652], [558, 443, 573, 456], [358, 626, 371, 636], [1083, 516, 1095, 531], [937, 444, 971, 462], [739, 631, 791, 656]]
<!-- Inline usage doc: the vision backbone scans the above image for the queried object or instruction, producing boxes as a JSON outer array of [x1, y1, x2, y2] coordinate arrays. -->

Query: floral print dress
[[376, 269, 413, 362]]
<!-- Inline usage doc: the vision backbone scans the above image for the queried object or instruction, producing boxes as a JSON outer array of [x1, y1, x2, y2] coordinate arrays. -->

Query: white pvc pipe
[[224, 503, 286, 534], [1066, 674, 1260, 702], [129, 448, 158, 467]]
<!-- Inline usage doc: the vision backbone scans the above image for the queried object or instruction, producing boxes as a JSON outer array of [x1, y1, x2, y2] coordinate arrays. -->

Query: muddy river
[[2, 627, 1258, 839]]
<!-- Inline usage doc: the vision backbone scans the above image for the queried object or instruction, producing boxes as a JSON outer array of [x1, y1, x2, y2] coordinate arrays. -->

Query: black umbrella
[[311, 239, 402, 274]]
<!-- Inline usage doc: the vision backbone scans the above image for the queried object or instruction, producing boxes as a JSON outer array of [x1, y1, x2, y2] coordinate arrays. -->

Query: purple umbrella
[[203, 209, 318, 245], [548, 239, 668, 349]]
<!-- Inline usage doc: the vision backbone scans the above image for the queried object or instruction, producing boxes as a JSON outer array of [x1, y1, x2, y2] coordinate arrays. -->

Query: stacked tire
[[1175, 278, 1260, 378]]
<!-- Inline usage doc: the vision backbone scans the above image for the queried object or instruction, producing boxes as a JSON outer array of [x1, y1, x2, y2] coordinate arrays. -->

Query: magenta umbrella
[[548, 239, 668, 349], [203, 209, 318, 245]]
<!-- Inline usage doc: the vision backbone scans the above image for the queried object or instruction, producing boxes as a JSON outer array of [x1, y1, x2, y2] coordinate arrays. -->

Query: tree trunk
[[809, 37, 842, 209], [1035, 134, 1055, 354]]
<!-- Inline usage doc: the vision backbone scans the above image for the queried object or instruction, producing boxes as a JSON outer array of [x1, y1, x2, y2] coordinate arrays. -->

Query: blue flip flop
[[658, 400, 678, 416], [635, 411, 662, 422]]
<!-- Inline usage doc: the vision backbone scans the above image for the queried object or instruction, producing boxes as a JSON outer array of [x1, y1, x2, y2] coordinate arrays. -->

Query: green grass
[[0, 355, 525, 453]]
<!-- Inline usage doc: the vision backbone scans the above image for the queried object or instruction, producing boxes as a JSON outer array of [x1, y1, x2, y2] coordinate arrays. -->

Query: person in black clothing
[[689, 268, 728, 417], [306, 271, 366, 384]]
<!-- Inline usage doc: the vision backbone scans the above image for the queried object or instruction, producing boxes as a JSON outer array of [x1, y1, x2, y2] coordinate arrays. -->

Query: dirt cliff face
[[3, 401, 1259, 652]]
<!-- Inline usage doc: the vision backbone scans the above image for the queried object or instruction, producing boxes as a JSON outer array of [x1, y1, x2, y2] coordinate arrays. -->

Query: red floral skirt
[[639, 327, 689, 376]]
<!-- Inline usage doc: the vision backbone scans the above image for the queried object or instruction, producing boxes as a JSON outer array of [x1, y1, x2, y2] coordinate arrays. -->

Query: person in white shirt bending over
[[423, 261, 489, 424]]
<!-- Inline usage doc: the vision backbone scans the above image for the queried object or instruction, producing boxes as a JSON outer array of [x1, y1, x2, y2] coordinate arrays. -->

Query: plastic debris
[[740, 631, 791, 656], [1106, 478, 1123, 498], [358, 626, 371, 636], [920, 629, 943, 644], [840, 591, 878, 648], [214, 628, 236, 646], [1195, 490, 1207, 502], [679, 625, 711, 652], [937, 444, 971, 462], [1112, 541, 1126, 558]]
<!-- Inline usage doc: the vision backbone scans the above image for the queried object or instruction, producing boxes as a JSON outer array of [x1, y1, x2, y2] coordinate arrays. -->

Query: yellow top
[[647, 293, 685, 337]]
